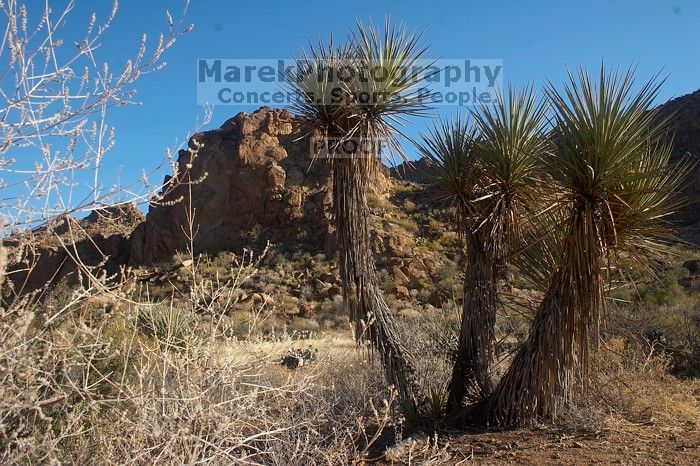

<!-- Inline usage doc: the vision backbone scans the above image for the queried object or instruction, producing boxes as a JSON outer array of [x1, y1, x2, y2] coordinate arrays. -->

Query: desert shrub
[[317, 296, 348, 329], [290, 316, 321, 333], [569, 337, 700, 431], [376, 268, 395, 293], [638, 267, 686, 307], [43, 279, 77, 310], [607, 296, 700, 379], [0, 287, 403, 464], [367, 192, 389, 212], [402, 198, 417, 212], [645, 310, 700, 379], [385, 215, 420, 235], [433, 260, 461, 301], [394, 306, 459, 399], [608, 285, 633, 304]]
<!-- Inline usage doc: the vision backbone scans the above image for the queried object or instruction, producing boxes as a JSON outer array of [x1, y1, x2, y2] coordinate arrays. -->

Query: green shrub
[[639, 267, 686, 307]]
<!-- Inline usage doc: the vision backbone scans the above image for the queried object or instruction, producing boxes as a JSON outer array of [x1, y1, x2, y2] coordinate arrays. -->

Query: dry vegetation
[[0, 247, 398, 464], [1, 195, 699, 463]]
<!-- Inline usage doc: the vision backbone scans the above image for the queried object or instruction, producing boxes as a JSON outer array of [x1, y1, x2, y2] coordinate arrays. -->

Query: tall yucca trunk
[[447, 230, 498, 409], [486, 203, 603, 427], [333, 157, 417, 411]]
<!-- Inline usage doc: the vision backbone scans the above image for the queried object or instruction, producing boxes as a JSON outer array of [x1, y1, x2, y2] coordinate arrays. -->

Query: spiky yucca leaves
[[351, 19, 432, 148], [487, 66, 693, 427], [421, 88, 548, 412], [288, 20, 432, 412], [417, 115, 480, 227], [288, 39, 355, 140], [473, 86, 550, 258]]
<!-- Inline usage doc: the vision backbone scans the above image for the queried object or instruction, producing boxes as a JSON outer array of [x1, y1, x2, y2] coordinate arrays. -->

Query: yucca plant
[[287, 19, 433, 412], [136, 304, 197, 351], [486, 66, 693, 427], [420, 87, 548, 412]]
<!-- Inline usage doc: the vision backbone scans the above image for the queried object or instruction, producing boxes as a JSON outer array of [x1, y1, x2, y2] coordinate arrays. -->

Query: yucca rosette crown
[[545, 66, 693, 259], [287, 19, 433, 172]]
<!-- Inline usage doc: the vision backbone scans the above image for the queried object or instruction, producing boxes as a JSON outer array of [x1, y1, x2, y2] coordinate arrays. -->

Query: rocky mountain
[[388, 156, 437, 184]]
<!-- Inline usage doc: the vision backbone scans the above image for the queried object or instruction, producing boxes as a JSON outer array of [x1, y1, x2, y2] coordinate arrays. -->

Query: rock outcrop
[[130, 107, 336, 264], [389, 157, 437, 184], [5, 204, 144, 293], [656, 89, 700, 237]]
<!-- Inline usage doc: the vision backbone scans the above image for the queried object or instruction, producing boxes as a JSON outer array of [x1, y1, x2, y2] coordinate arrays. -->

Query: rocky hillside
[[656, 88, 700, 234], [7, 107, 450, 295], [389, 156, 437, 184]]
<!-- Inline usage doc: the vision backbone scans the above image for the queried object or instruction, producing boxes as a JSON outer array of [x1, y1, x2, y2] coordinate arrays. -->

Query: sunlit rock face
[[130, 107, 336, 264]]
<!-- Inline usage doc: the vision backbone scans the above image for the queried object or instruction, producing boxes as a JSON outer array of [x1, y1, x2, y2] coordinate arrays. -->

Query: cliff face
[[129, 107, 336, 264]]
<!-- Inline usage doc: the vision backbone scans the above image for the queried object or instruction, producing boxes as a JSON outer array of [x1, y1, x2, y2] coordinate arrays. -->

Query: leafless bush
[[393, 306, 459, 423], [557, 336, 700, 433], [0, 0, 216, 307], [0, 0, 199, 229]]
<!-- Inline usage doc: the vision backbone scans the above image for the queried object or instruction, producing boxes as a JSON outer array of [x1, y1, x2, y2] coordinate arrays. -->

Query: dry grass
[[586, 338, 700, 430], [0, 295, 406, 464]]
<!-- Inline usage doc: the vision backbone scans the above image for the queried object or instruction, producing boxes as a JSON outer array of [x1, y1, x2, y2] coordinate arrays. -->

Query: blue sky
[[14, 0, 700, 210]]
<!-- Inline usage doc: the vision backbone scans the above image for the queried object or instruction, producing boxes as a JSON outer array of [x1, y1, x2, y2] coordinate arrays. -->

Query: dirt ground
[[381, 422, 700, 465]]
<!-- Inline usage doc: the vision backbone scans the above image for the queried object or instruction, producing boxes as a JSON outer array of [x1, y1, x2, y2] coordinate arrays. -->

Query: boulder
[[402, 258, 429, 283], [326, 283, 343, 298], [389, 264, 411, 287], [395, 285, 410, 300]]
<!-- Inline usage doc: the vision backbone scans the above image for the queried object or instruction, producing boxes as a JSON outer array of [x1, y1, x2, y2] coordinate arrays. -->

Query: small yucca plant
[[137, 304, 197, 351], [420, 87, 548, 412]]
